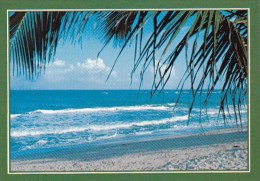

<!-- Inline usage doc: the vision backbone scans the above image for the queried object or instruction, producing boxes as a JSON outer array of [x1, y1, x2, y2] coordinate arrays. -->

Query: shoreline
[[11, 128, 247, 160], [11, 141, 248, 172], [11, 129, 248, 171]]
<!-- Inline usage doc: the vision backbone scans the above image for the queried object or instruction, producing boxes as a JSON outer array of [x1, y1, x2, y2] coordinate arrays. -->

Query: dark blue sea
[[10, 90, 248, 160]]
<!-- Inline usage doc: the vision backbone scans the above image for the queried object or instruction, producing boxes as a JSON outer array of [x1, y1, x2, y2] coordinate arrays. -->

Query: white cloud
[[42, 58, 117, 84], [77, 58, 109, 73], [76, 58, 118, 80], [45, 60, 74, 77], [11, 57, 180, 90], [53, 59, 65, 67]]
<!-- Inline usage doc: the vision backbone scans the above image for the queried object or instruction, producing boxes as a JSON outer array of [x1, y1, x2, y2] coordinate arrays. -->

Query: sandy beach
[[11, 130, 248, 172]]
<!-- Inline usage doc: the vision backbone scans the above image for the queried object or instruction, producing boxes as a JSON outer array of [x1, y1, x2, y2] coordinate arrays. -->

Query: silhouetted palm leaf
[[96, 10, 247, 125], [10, 11, 92, 78]]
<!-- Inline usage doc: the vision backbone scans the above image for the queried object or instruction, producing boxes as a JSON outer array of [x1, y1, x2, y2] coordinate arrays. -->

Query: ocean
[[10, 90, 248, 160]]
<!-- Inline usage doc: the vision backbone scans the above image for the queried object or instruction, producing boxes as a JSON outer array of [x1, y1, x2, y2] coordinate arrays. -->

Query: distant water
[[10, 90, 248, 160]]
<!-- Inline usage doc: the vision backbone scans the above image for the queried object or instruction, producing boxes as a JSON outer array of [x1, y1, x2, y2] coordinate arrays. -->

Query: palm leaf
[[10, 10, 248, 124], [97, 10, 247, 123], [10, 11, 92, 78]]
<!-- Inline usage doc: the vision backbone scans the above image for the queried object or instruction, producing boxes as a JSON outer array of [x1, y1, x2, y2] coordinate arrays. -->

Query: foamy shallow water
[[10, 90, 248, 160]]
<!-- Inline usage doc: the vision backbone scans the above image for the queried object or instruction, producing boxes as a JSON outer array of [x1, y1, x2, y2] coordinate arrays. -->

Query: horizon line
[[10, 89, 224, 91]]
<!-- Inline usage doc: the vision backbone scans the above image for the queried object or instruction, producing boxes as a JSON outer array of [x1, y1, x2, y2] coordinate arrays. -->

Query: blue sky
[[10, 12, 222, 90], [10, 39, 181, 90]]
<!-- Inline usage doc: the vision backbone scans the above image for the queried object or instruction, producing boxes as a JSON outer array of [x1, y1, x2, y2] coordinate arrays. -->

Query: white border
[[7, 8, 10, 175], [7, 8, 250, 174], [248, 7, 251, 172], [8, 8, 249, 11]]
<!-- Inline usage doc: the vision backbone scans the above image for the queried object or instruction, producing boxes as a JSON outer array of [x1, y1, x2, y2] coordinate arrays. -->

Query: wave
[[10, 114, 21, 119], [206, 109, 247, 116], [30, 105, 171, 115], [22, 139, 48, 150], [94, 133, 121, 142], [11, 127, 89, 137], [11, 115, 188, 137], [134, 131, 153, 136], [88, 115, 188, 131], [167, 103, 176, 106]]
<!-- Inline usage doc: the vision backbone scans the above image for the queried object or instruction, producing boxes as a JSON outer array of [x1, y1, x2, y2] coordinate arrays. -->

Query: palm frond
[[10, 11, 92, 78], [10, 10, 248, 125], [97, 10, 248, 124]]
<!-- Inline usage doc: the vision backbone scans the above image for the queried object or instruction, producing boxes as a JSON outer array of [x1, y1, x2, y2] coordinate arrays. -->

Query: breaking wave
[[11, 115, 188, 137]]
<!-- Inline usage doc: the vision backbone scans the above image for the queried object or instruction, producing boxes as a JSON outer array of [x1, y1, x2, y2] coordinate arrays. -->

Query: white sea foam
[[31, 105, 171, 115], [10, 114, 21, 119], [11, 115, 188, 137], [88, 115, 188, 131], [36, 140, 48, 145], [206, 109, 247, 116], [22, 139, 48, 150], [167, 103, 176, 106], [11, 127, 89, 137], [94, 133, 120, 142], [134, 131, 153, 136]]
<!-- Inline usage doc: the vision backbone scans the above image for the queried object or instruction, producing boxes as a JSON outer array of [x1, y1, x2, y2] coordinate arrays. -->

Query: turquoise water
[[10, 90, 248, 160]]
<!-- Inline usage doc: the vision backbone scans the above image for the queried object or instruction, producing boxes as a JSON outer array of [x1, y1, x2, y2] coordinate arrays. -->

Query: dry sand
[[11, 140, 247, 172]]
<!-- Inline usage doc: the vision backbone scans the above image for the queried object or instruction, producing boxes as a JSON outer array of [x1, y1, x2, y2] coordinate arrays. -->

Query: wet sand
[[11, 130, 248, 172]]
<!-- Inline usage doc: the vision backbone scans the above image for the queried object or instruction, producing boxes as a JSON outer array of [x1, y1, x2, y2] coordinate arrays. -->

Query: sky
[[10, 12, 223, 90]]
